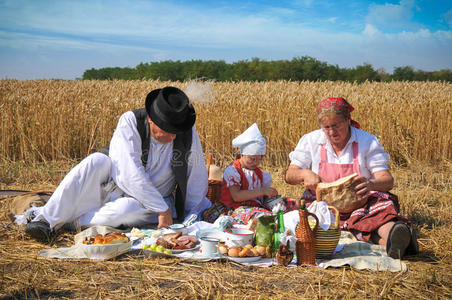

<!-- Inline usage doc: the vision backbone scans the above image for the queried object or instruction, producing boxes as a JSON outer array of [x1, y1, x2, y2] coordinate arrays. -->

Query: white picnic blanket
[[38, 222, 407, 272]]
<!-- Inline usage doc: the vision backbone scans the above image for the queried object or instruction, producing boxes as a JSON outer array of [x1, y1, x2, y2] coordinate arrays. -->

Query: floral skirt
[[301, 189, 408, 242], [230, 197, 298, 225]]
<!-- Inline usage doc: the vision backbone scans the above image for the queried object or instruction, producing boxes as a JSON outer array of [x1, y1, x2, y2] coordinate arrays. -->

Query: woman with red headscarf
[[285, 97, 419, 259]]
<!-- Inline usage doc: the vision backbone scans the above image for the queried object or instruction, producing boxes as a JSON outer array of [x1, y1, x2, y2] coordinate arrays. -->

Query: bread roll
[[239, 247, 252, 257], [88, 232, 129, 245], [103, 232, 129, 244], [249, 248, 260, 257], [316, 173, 366, 213], [255, 246, 266, 256], [228, 246, 241, 257], [265, 246, 271, 258], [218, 244, 228, 255]]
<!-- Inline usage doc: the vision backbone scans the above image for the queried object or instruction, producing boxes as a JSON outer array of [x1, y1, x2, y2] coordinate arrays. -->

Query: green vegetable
[[255, 215, 276, 247]]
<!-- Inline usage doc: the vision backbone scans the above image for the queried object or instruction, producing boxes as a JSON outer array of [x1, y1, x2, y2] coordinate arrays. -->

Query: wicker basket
[[206, 154, 222, 203], [314, 205, 341, 259], [207, 180, 222, 203]]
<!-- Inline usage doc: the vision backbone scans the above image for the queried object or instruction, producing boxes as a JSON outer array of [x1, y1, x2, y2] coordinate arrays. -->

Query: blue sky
[[0, 0, 451, 80]]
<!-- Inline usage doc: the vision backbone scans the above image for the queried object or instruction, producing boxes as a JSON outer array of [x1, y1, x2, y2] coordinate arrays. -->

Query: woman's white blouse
[[289, 127, 390, 179], [109, 111, 211, 216]]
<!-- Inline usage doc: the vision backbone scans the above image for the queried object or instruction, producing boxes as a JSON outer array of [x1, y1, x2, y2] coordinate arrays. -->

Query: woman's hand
[[285, 165, 321, 191], [354, 176, 372, 201], [354, 170, 394, 201], [303, 171, 321, 192]]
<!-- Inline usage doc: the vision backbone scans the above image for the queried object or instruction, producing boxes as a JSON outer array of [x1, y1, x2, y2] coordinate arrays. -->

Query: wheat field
[[0, 79, 451, 299], [1, 79, 451, 166]]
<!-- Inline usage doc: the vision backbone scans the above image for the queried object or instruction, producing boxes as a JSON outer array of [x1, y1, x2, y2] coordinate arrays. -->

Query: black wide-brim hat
[[145, 86, 196, 134]]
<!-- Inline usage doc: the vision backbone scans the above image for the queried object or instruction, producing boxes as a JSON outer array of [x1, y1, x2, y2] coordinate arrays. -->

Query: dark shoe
[[386, 221, 411, 259], [25, 220, 53, 242], [405, 225, 420, 255]]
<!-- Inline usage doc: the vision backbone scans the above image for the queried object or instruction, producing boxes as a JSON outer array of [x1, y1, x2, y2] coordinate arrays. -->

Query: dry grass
[[0, 161, 451, 299], [0, 79, 451, 299]]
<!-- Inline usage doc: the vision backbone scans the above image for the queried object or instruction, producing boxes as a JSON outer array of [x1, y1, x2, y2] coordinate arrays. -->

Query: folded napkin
[[307, 201, 334, 231]]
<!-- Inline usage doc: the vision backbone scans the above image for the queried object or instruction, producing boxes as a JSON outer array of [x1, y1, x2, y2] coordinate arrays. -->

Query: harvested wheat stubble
[[0, 163, 451, 299]]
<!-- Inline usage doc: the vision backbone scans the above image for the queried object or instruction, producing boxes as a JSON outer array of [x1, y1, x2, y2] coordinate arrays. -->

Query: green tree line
[[82, 57, 452, 82]]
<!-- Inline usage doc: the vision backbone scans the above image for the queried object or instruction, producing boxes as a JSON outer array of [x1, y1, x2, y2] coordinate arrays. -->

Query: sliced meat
[[157, 238, 177, 249], [177, 235, 198, 244], [172, 235, 198, 250]]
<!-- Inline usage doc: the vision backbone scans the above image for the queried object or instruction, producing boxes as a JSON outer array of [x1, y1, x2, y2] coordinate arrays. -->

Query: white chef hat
[[232, 123, 266, 155]]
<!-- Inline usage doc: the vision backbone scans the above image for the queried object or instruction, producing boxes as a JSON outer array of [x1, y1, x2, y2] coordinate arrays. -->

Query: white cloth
[[283, 210, 300, 236], [29, 110, 211, 230], [289, 126, 390, 179], [38, 223, 407, 271], [223, 165, 272, 203], [307, 201, 334, 231], [232, 123, 266, 155]]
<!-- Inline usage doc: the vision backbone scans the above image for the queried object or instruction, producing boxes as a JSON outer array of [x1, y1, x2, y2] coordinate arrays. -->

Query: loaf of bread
[[316, 173, 366, 213], [83, 232, 129, 245]]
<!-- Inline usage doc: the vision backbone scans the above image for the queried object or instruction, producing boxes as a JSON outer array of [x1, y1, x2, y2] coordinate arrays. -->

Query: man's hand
[[157, 209, 173, 229]]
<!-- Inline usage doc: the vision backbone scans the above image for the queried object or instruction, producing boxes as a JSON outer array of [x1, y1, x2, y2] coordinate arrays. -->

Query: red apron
[[219, 159, 264, 209], [302, 141, 407, 242]]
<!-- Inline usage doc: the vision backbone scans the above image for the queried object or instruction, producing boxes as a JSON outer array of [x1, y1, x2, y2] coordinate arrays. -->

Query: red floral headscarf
[[316, 97, 361, 129]]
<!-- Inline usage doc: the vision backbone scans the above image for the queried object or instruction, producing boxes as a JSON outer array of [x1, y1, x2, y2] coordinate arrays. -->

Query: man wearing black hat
[[23, 87, 211, 242]]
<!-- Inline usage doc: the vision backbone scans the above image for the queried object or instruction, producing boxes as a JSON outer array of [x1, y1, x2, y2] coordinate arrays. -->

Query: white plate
[[226, 255, 262, 263], [171, 244, 200, 254]]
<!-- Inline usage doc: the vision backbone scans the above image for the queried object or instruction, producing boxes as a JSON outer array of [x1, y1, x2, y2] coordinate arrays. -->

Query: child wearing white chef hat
[[218, 123, 298, 225]]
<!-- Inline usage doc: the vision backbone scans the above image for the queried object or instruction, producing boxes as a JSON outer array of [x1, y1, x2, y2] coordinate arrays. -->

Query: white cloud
[[327, 17, 337, 23], [304, 0, 314, 7], [366, 0, 416, 29], [444, 10, 452, 27], [0, 0, 451, 79], [363, 24, 380, 37]]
